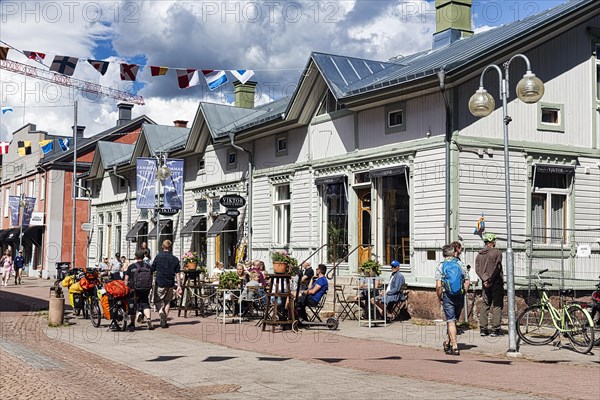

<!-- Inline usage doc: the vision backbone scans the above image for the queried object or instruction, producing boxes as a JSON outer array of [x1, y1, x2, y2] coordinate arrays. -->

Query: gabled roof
[[142, 124, 191, 155], [98, 142, 134, 168]]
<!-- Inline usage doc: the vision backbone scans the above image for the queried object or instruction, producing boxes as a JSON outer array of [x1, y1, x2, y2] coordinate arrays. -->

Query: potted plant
[[358, 259, 381, 277], [182, 251, 201, 270], [197, 266, 207, 281], [271, 249, 298, 274], [218, 270, 241, 290]]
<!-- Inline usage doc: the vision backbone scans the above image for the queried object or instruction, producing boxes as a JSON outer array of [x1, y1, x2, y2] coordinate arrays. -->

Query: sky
[[0, 0, 568, 142]]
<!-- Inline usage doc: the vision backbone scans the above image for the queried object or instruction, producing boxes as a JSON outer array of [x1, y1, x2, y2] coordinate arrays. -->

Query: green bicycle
[[516, 269, 595, 354]]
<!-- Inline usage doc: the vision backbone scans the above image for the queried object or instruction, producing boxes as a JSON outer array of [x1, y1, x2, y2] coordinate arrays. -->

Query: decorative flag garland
[[120, 63, 139, 81], [202, 70, 229, 91], [176, 69, 200, 89], [150, 66, 168, 76], [88, 59, 110, 75], [0, 142, 9, 155], [50, 55, 79, 76], [0, 46, 9, 60], [58, 138, 70, 152], [17, 140, 32, 156], [1, 106, 13, 114], [23, 50, 46, 62], [39, 140, 54, 154], [230, 70, 254, 84]]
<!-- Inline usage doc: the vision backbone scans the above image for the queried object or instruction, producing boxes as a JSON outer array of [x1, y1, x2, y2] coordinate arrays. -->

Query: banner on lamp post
[[8, 196, 20, 226], [22, 197, 36, 226], [136, 158, 157, 209], [163, 159, 184, 209]]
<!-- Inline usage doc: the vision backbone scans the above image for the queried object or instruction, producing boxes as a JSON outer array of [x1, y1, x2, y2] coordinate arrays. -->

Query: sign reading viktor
[[220, 194, 246, 209]]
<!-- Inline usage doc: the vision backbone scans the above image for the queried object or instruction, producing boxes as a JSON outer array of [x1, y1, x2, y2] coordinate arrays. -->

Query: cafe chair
[[307, 293, 327, 322], [386, 284, 409, 322], [334, 285, 357, 321]]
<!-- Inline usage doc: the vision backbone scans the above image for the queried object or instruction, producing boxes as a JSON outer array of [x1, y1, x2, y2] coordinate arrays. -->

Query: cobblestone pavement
[[1, 279, 598, 400]]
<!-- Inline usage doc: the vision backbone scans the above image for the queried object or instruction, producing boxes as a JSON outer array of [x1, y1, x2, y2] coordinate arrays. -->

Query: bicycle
[[516, 269, 595, 354], [82, 285, 102, 328]]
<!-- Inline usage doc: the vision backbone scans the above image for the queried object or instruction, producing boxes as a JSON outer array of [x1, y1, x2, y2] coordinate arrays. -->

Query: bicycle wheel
[[565, 305, 594, 354], [82, 298, 90, 320], [90, 298, 102, 328], [116, 305, 128, 332], [591, 309, 600, 346], [516, 305, 558, 345]]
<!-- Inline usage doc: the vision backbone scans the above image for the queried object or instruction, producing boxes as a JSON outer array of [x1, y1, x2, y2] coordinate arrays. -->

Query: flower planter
[[273, 261, 288, 274], [186, 262, 197, 270]]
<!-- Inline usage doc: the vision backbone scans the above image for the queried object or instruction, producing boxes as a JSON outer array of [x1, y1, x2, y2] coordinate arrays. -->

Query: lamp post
[[18, 193, 27, 253], [468, 54, 544, 355], [155, 153, 171, 250]]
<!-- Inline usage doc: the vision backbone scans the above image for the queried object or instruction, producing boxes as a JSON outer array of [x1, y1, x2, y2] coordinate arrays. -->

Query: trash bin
[[56, 262, 71, 281]]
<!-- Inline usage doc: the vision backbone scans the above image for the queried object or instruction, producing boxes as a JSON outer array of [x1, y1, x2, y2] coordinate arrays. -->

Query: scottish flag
[[202, 70, 228, 91]]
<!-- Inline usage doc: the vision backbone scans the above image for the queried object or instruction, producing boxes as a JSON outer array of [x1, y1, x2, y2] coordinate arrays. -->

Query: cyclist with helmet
[[373, 260, 405, 321], [475, 233, 504, 337]]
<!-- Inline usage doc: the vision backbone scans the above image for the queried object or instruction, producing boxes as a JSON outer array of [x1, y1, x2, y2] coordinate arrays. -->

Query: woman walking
[[1, 250, 14, 287]]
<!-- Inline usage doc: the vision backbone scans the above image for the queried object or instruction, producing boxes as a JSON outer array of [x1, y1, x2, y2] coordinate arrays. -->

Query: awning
[[0, 229, 9, 243], [207, 214, 232, 237], [4, 228, 21, 243], [181, 216, 207, 237], [315, 174, 346, 186], [369, 165, 406, 178], [534, 164, 575, 175], [126, 221, 148, 241], [24, 226, 44, 247], [148, 219, 172, 239]]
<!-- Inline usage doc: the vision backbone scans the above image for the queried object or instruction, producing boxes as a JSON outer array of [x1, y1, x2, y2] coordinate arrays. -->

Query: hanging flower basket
[[273, 261, 288, 274]]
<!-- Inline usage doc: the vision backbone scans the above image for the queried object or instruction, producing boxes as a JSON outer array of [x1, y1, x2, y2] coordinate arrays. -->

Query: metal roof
[[142, 124, 191, 155], [97, 141, 134, 168]]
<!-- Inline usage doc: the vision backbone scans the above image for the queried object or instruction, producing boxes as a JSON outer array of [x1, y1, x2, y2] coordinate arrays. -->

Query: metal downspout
[[113, 166, 131, 259], [229, 133, 254, 260]]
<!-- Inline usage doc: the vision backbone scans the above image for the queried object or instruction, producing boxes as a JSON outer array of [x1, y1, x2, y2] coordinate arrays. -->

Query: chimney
[[116, 103, 134, 126], [432, 0, 473, 49], [233, 81, 257, 109], [70, 125, 86, 138], [173, 120, 188, 128]]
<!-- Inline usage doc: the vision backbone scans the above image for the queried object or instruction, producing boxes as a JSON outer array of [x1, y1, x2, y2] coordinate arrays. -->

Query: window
[[119, 177, 126, 190], [212, 197, 221, 214], [198, 158, 205, 174], [354, 172, 371, 185], [196, 199, 207, 214], [76, 178, 91, 198], [323, 182, 348, 262], [16, 184, 22, 196], [537, 102, 564, 132], [114, 212, 122, 256], [28, 179, 35, 197], [532, 167, 572, 244], [4, 188, 10, 216], [316, 90, 345, 116], [596, 43, 600, 101], [276, 136, 288, 156], [40, 175, 46, 200], [381, 174, 410, 264], [227, 151, 237, 169], [384, 101, 407, 134], [273, 184, 291, 245], [97, 214, 104, 260]]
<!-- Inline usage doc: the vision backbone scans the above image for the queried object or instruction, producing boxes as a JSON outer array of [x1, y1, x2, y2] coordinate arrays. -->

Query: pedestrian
[[1, 250, 13, 287], [140, 242, 151, 260], [475, 233, 504, 337], [451, 241, 463, 261], [98, 256, 110, 274], [110, 253, 123, 280], [436, 244, 470, 356], [124, 249, 154, 331], [14, 250, 25, 285], [151, 240, 182, 328]]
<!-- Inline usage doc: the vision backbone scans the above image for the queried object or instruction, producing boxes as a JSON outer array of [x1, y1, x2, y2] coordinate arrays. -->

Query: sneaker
[[480, 328, 489, 337], [146, 319, 154, 330], [159, 310, 167, 328], [490, 329, 503, 337], [127, 323, 135, 332], [136, 312, 144, 324]]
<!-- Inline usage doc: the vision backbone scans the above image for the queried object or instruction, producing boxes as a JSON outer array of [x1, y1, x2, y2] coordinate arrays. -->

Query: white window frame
[[28, 179, 35, 197], [384, 101, 407, 134], [537, 102, 564, 133], [115, 211, 122, 256], [196, 199, 208, 214], [40, 175, 46, 200], [596, 42, 600, 102], [4, 188, 10, 216], [272, 183, 291, 245], [16, 183, 22, 196], [226, 151, 237, 170], [198, 158, 206, 175], [532, 170, 571, 245], [276, 135, 288, 157]]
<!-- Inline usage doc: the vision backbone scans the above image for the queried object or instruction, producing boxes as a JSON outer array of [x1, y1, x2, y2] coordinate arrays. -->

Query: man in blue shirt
[[296, 264, 328, 322], [14, 250, 25, 285]]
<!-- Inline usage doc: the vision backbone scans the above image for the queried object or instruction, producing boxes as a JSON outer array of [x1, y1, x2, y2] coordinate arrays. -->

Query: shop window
[[381, 174, 410, 264], [323, 182, 348, 263]]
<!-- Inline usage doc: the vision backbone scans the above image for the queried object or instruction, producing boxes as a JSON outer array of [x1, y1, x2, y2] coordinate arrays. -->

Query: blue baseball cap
[[390, 260, 400, 268]]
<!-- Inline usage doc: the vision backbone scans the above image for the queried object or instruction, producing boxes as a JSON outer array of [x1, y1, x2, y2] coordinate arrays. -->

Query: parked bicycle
[[516, 269, 595, 354], [587, 275, 600, 346]]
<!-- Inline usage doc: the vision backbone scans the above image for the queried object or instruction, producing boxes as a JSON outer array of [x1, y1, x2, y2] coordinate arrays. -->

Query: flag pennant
[[230, 69, 254, 84], [23, 51, 46, 62], [0, 46, 9, 61], [176, 69, 201, 89], [17, 141, 32, 156], [120, 63, 139, 81], [50, 55, 79, 76], [202, 70, 228, 91], [1, 107, 13, 114], [150, 66, 169, 76], [39, 139, 54, 154], [0, 142, 9, 155], [58, 138, 70, 152], [88, 59, 109, 75], [474, 213, 486, 234]]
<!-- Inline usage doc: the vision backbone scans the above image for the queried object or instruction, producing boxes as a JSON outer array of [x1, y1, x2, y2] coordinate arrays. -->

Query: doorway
[[357, 189, 372, 266]]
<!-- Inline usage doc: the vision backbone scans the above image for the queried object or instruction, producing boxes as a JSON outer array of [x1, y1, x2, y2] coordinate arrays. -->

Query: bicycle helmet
[[483, 233, 497, 243], [390, 260, 401, 268]]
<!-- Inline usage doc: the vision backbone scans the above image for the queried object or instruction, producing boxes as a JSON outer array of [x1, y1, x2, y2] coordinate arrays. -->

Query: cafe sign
[[219, 194, 246, 209]]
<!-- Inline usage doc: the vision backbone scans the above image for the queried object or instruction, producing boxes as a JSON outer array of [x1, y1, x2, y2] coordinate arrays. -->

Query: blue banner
[[163, 159, 184, 209], [8, 196, 20, 226], [22, 197, 36, 226], [136, 158, 157, 209]]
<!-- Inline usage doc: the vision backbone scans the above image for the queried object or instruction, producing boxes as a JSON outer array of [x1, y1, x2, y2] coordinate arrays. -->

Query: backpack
[[441, 259, 464, 296], [104, 279, 130, 298], [133, 262, 153, 291]]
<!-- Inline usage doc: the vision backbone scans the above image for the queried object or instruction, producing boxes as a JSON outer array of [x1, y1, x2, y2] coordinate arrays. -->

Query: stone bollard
[[48, 291, 65, 326]]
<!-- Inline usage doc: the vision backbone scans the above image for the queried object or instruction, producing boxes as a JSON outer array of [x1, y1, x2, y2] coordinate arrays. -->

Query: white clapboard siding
[[290, 169, 317, 248], [254, 126, 309, 167], [458, 151, 527, 247], [252, 176, 271, 246], [413, 147, 446, 247], [574, 158, 600, 229], [311, 114, 355, 160]]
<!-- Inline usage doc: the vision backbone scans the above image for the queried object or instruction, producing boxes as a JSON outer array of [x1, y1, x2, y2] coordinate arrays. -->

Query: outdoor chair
[[307, 292, 327, 322], [241, 286, 266, 321], [386, 284, 409, 321], [335, 285, 358, 321]]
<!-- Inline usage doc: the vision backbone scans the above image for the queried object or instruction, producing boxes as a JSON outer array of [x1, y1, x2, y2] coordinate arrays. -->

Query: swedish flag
[[39, 140, 53, 154], [17, 141, 32, 156]]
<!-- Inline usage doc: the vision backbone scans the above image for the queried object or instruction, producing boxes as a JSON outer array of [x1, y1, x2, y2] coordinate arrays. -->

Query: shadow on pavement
[[0, 289, 51, 312], [147, 355, 186, 362]]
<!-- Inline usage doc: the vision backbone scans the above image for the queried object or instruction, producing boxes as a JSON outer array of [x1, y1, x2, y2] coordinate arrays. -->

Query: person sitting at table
[[236, 263, 250, 289], [249, 260, 268, 288], [296, 264, 328, 322], [358, 270, 381, 317], [211, 261, 224, 283], [373, 260, 405, 321]]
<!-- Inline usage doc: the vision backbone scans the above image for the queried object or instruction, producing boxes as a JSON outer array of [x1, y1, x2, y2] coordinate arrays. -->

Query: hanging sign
[[22, 197, 36, 226], [225, 209, 240, 217], [136, 158, 157, 209], [9, 196, 20, 226], [220, 194, 246, 209], [163, 159, 184, 209]]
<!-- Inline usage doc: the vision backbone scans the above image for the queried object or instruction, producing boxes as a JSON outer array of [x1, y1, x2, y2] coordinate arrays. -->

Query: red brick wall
[[61, 171, 89, 267]]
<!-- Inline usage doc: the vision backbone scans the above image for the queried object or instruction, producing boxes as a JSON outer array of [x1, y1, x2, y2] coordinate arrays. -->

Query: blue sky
[[0, 0, 571, 140]]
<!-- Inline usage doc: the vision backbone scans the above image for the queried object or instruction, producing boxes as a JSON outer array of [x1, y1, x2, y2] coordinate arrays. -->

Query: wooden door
[[357, 189, 372, 266]]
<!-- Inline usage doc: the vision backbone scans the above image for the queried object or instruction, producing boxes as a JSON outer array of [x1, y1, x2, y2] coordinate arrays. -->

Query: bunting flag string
[[203, 70, 228, 91], [58, 138, 70, 152], [50, 55, 79, 76], [0, 142, 9, 155], [17, 140, 32, 156], [176, 69, 200, 89], [39, 139, 54, 154], [1, 107, 13, 114], [151, 66, 168, 76], [88, 59, 110, 75], [230, 69, 254, 84], [0, 46, 9, 60], [120, 63, 139, 81], [23, 50, 46, 62]]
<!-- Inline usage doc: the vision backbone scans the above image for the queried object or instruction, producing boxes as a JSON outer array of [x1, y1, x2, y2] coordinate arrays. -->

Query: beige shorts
[[156, 286, 174, 304]]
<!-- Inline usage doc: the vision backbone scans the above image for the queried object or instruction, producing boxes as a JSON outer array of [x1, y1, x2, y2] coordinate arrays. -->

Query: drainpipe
[[36, 163, 49, 277], [438, 68, 452, 244], [75, 183, 92, 269], [113, 165, 131, 259], [228, 133, 254, 260]]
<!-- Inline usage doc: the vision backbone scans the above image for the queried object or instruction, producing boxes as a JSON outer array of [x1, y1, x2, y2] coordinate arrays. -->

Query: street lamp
[[18, 194, 27, 253], [154, 153, 172, 250], [468, 54, 544, 355]]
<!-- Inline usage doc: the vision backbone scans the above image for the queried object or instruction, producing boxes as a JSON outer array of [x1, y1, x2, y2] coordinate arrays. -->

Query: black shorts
[[135, 290, 151, 311]]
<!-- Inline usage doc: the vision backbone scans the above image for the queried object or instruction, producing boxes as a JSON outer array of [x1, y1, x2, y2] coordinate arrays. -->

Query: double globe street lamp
[[468, 54, 545, 355]]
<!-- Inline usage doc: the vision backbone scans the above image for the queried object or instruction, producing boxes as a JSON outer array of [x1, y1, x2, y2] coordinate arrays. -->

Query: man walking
[[475, 233, 504, 337], [124, 250, 154, 331], [436, 244, 470, 356], [151, 240, 182, 328], [14, 250, 25, 285]]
